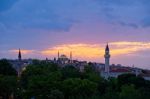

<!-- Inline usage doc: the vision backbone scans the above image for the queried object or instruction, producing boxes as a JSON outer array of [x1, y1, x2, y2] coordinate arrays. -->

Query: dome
[[60, 54, 67, 59]]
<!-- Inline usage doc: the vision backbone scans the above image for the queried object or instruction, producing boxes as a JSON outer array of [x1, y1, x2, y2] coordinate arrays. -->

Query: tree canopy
[[0, 59, 150, 99], [0, 59, 17, 76]]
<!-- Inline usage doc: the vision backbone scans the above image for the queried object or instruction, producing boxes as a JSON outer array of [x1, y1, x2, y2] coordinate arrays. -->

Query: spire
[[18, 48, 22, 61], [70, 51, 72, 63], [58, 51, 60, 59], [104, 43, 110, 75], [105, 43, 109, 51]]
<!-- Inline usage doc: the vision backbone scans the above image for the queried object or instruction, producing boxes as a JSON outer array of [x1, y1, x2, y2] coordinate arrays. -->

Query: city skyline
[[1, 0, 150, 69]]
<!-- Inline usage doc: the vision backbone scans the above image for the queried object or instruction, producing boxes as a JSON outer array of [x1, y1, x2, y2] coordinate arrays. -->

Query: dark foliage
[[0, 60, 150, 99], [0, 59, 17, 76]]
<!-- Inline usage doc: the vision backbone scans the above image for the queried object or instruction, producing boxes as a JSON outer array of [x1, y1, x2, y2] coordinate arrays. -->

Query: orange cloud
[[41, 44, 104, 59], [41, 42, 150, 61], [9, 41, 150, 62], [110, 41, 150, 55]]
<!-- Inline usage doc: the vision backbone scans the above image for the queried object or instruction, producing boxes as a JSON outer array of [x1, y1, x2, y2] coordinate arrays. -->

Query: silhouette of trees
[[0, 59, 150, 99], [62, 78, 97, 99], [0, 59, 18, 99], [0, 59, 17, 76], [61, 65, 80, 79]]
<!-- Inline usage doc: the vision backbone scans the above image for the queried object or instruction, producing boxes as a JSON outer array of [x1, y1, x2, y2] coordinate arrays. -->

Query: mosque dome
[[60, 54, 68, 59]]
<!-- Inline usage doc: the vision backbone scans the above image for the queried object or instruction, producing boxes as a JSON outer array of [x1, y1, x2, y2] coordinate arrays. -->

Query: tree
[[49, 89, 64, 99], [102, 91, 119, 99], [0, 59, 18, 99], [106, 77, 118, 92], [25, 71, 63, 99], [61, 65, 80, 79], [20, 61, 60, 89], [84, 64, 96, 74], [119, 84, 141, 99], [138, 87, 150, 99], [0, 59, 17, 76], [17, 61, 150, 99], [62, 78, 97, 99], [0, 75, 18, 99], [21, 61, 62, 98], [118, 73, 147, 88]]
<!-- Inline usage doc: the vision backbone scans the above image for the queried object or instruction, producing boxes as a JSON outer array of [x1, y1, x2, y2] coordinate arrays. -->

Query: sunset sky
[[0, 0, 150, 69]]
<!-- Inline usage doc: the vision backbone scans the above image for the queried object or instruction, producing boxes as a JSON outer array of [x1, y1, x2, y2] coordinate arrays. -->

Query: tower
[[18, 48, 22, 77], [70, 51, 72, 64], [18, 48, 22, 61], [104, 43, 110, 73], [58, 51, 60, 59]]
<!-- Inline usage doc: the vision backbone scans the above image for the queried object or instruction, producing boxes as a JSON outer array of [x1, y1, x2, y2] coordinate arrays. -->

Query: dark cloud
[[141, 16, 150, 28], [118, 21, 139, 29], [1, 0, 150, 31], [0, 0, 76, 31], [96, 0, 136, 6], [0, 0, 18, 12], [94, 0, 150, 28]]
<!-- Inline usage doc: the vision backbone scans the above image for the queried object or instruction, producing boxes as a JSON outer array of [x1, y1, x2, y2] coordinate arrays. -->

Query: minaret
[[18, 48, 22, 61], [58, 51, 60, 60], [104, 43, 110, 73], [18, 48, 22, 77], [70, 51, 72, 64]]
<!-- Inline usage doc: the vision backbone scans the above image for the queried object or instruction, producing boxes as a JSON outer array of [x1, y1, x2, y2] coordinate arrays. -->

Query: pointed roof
[[18, 48, 21, 60], [105, 43, 109, 51]]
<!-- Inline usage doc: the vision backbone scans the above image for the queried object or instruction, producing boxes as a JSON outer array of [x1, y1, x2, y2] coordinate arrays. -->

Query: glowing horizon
[[9, 41, 150, 57], [6, 41, 150, 69]]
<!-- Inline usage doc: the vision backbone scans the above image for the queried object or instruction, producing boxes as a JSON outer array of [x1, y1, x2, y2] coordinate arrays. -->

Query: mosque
[[54, 44, 143, 78], [57, 51, 73, 64], [13, 44, 150, 79]]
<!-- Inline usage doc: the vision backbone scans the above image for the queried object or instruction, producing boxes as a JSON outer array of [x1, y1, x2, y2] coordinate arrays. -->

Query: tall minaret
[[58, 51, 60, 59], [70, 51, 72, 63], [104, 44, 110, 73], [18, 48, 22, 61], [18, 48, 22, 77]]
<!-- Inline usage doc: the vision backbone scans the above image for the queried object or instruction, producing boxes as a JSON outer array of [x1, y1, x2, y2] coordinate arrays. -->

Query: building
[[17, 48, 22, 76], [101, 44, 138, 78], [57, 51, 73, 65], [101, 44, 111, 78]]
